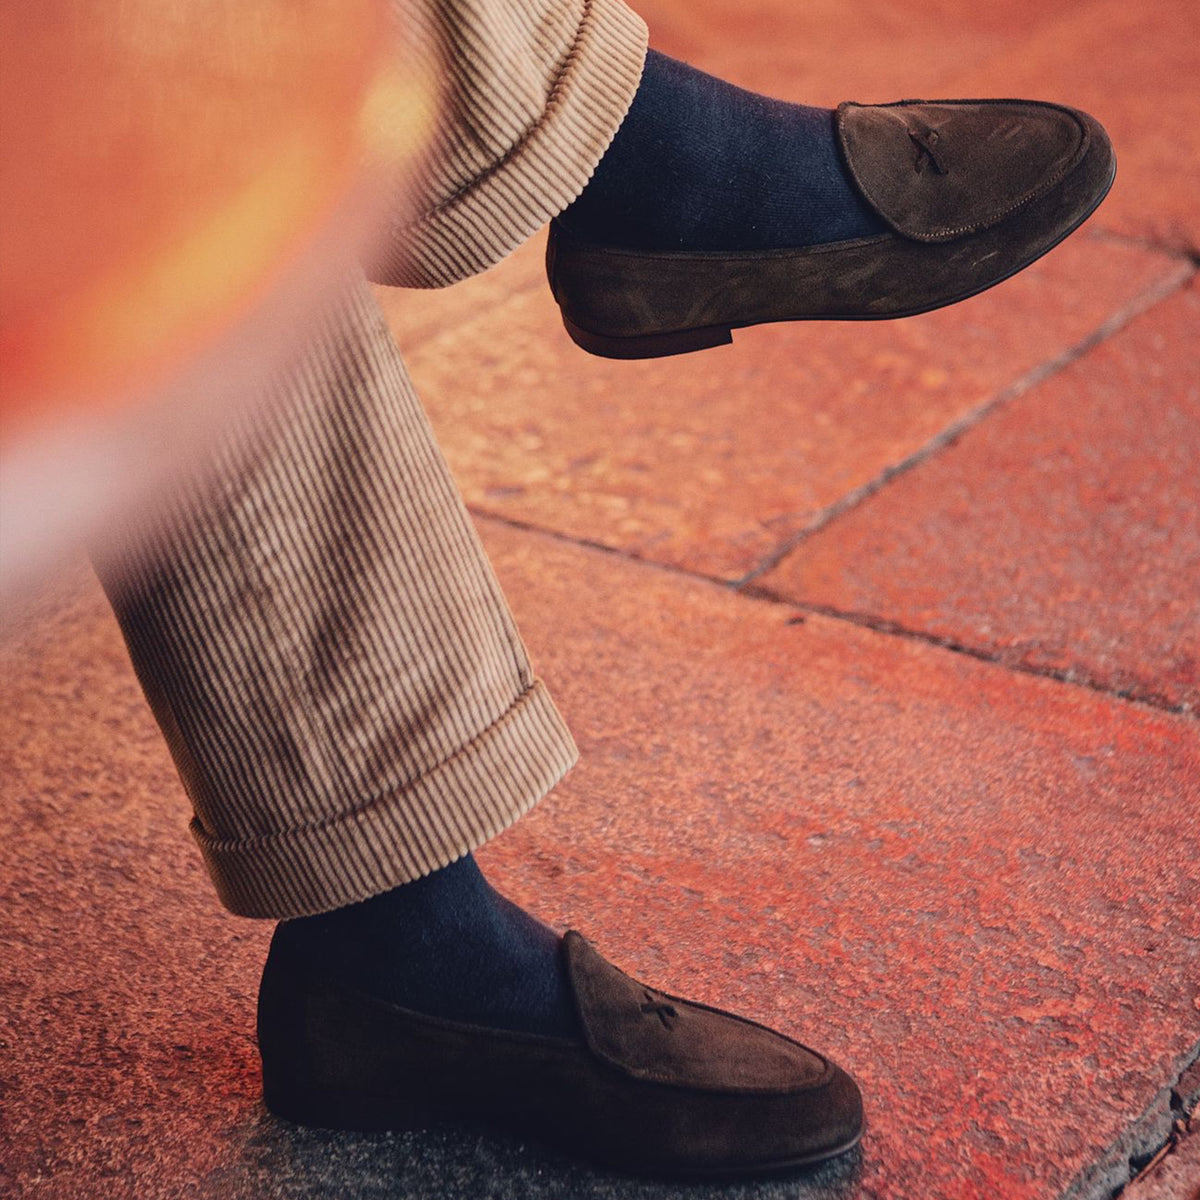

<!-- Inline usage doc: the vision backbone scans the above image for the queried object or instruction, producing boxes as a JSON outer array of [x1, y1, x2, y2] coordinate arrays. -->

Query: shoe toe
[[815, 1059, 866, 1149], [836, 98, 1113, 243], [564, 931, 864, 1173]]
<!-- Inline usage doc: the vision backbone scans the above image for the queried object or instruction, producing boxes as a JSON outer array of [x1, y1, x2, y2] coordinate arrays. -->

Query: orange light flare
[[0, 0, 435, 438], [0, 1, 437, 611]]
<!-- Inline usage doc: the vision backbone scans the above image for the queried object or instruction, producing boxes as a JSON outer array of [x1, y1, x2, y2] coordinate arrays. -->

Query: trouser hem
[[191, 680, 578, 918], [372, 0, 648, 287]]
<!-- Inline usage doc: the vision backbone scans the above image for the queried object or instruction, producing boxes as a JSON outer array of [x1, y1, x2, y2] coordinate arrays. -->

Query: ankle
[[275, 855, 579, 1038], [559, 50, 884, 252]]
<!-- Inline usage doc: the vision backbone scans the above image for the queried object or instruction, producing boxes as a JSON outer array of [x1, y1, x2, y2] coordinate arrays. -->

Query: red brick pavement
[[760, 278, 1200, 715], [3, 2, 1198, 1198]]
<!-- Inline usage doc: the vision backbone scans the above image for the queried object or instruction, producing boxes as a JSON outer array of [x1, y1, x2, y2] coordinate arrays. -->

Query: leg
[[95, 272, 863, 1176], [93, 276, 578, 920], [547, 53, 1116, 357], [94, 0, 866, 1176], [93, 0, 657, 909]]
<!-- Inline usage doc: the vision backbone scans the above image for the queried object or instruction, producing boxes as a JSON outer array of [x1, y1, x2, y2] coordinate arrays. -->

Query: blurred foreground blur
[[0, 0, 435, 612], [2, 0, 1198, 1196]]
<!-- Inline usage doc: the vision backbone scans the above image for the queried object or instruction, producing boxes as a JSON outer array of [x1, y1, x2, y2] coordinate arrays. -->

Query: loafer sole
[[263, 1069, 866, 1179]]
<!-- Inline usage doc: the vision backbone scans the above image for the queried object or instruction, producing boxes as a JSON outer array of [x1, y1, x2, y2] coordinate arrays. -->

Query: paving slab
[[632, 0, 1084, 107], [399, 232, 1180, 580], [758, 276, 1200, 715], [939, 0, 1200, 250], [1122, 1127, 1200, 1200], [373, 234, 548, 352], [3, 524, 1198, 1200]]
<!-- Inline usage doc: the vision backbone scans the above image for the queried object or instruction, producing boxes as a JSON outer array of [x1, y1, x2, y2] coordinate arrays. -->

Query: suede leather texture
[[257, 928, 864, 1176], [546, 100, 1115, 354], [565, 931, 827, 1090], [837, 100, 1088, 241]]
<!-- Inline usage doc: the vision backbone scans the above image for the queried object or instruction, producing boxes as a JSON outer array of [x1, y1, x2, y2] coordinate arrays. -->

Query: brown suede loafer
[[547, 99, 1116, 358], [258, 930, 864, 1178]]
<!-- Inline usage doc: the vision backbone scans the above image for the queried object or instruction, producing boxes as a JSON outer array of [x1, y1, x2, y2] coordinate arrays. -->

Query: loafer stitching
[[837, 98, 1093, 241]]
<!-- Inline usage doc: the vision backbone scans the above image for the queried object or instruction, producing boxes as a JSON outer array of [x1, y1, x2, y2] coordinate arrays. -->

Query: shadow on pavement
[[198, 1109, 865, 1200]]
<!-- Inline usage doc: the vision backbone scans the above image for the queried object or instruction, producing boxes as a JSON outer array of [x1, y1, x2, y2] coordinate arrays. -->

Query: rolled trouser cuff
[[191, 680, 577, 919], [374, 0, 648, 287]]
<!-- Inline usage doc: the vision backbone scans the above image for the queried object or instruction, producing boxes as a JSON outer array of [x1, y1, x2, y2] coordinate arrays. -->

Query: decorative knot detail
[[640, 991, 680, 1031], [908, 126, 949, 175]]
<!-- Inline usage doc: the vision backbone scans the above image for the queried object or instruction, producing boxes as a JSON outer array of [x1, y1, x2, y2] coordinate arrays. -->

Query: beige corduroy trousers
[[92, 0, 648, 920]]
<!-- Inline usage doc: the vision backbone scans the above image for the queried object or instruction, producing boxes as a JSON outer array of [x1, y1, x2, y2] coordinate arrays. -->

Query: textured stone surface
[[633, 0, 1079, 106], [4, 3, 1198, 1198], [1122, 1128, 1200, 1200], [760, 277, 1200, 714], [484, 524, 1200, 1200], [3, 528, 1198, 1200], [0, 571, 264, 1199], [400, 233, 1179, 581], [373, 233, 548, 353]]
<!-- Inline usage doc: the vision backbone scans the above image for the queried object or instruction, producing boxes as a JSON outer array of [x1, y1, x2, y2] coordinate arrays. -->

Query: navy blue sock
[[558, 50, 884, 251], [274, 854, 578, 1038]]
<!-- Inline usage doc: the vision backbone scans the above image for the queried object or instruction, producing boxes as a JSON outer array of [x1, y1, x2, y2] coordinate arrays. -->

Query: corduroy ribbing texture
[[94, 279, 578, 918], [91, 0, 648, 917], [372, 0, 648, 287]]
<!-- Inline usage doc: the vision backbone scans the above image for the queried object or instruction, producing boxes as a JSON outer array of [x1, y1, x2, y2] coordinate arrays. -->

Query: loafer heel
[[562, 315, 733, 360], [263, 1063, 426, 1133]]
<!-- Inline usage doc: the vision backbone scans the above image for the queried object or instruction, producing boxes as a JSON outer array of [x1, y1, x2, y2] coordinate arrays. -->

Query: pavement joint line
[[1123, 1118, 1192, 1196], [470, 505, 740, 590], [738, 588, 1200, 720], [1090, 224, 1200, 265], [733, 256, 1198, 590], [470, 249, 1197, 720], [1065, 1041, 1200, 1200], [472, 509, 1198, 721]]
